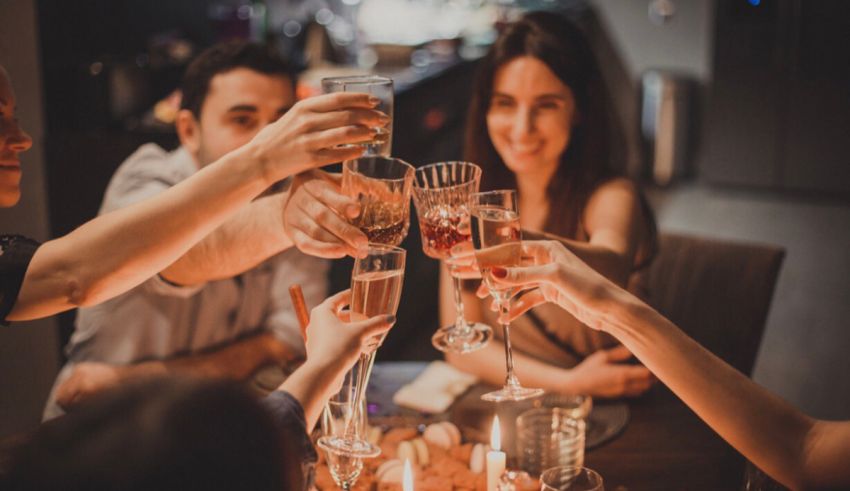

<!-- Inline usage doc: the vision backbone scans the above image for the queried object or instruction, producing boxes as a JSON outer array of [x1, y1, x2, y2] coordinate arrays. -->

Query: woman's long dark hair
[[465, 11, 630, 239]]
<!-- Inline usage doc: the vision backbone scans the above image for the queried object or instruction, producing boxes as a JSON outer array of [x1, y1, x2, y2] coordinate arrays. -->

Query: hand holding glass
[[322, 75, 393, 157], [342, 157, 414, 246], [470, 190, 544, 402]]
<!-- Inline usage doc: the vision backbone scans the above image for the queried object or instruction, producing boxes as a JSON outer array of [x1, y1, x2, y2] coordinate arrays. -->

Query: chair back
[[647, 232, 785, 375]]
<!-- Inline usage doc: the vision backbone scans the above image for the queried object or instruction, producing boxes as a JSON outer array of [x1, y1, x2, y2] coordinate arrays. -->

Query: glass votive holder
[[516, 407, 586, 478], [539, 466, 603, 491]]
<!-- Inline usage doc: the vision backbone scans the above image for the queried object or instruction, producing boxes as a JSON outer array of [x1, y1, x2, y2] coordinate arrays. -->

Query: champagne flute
[[321, 379, 367, 490], [470, 190, 545, 402], [318, 244, 406, 458], [322, 75, 393, 157], [412, 161, 493, 353], [342, 157, 414, 246]]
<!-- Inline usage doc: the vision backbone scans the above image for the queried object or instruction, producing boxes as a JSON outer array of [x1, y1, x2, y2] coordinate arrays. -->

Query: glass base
[[481, 384, 545, 402], [431, 322, 493, 354], [317, 435, 382, 459]]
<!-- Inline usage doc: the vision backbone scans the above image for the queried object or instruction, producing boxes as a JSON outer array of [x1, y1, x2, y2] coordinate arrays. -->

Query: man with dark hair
[[41, 40, 348, 418]]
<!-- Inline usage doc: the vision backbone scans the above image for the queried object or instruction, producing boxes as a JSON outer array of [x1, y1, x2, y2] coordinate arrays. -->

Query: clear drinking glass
[[539, 466, 603, 491], [320, 382, 367, 490], [322, 75, 393, 157], [412, 161, 493, 353], [516, 408, 586, 477], [470, 190, 544, 402], [342, 157, 414, 246], [319, 244, 406, 458]]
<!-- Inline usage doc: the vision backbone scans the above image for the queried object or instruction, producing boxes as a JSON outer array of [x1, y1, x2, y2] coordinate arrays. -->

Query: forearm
[[10, 145, 271, 320], [129, 332, 294, 382], [608, 296, 815, 490], [277, 359, 339, 431], [160, 192, 294, 286]]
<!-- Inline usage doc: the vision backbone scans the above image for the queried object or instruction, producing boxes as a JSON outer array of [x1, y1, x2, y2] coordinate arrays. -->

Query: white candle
[[486, 415, 506, 491], [403, 458, 414, 491]]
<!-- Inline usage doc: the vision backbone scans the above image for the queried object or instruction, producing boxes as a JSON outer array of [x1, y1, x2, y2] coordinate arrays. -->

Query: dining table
[[367, 361, 746, 491]]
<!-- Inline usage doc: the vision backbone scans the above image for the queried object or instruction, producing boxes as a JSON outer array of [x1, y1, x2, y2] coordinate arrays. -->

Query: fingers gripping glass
[[412, 161, 493, 353], [342, 157, 414, 247], [470, 190, 544, 402], [321, 75, 393, 157], [317, 244, 406, 458]]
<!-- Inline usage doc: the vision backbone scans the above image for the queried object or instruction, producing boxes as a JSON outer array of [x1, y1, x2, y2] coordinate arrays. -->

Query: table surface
[[369, 362, 745, 491]]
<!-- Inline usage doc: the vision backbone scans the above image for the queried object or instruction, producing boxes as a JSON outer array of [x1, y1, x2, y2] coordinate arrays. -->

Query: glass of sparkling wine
[[320, 379, 367, 490], [412, 161, 493, 353], [318, 244, 406, 458], [321, 75, 393, 157], [342, 157, 414, 246], [470, 190, 544, 402]]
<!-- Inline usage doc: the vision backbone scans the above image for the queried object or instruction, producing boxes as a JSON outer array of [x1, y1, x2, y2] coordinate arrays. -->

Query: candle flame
[[490, 415, 501, 452], [403, 458, 414, 491]]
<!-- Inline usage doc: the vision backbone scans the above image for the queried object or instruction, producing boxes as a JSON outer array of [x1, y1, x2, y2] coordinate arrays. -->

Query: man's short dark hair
[[180, 40, 296, 118]]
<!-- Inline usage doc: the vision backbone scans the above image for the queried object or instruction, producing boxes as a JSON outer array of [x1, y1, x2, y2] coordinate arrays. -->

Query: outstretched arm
[[494, 240, 850, 491], [9, 93, 385, 320], [159, 192, 293, 286], [55, 331, 296, 410]]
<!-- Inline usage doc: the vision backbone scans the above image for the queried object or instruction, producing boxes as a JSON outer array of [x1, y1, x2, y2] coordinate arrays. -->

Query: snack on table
[[316, 421, 501, 491]]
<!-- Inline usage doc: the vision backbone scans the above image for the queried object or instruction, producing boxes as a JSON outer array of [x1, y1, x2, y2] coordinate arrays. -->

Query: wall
[[589, 0, 715, 82], [0, 0, 62, 437]]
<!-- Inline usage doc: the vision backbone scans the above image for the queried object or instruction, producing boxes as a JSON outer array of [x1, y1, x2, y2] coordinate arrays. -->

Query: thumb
[[604, 345, 633, 363]]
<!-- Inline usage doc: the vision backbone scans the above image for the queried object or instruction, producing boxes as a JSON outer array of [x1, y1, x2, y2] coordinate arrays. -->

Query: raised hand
[[283, 170, 369, 259], [248, 92, 389, 183]]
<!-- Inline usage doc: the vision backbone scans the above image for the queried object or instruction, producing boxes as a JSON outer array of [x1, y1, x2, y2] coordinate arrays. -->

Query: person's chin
[[0, 171, 22, 207]]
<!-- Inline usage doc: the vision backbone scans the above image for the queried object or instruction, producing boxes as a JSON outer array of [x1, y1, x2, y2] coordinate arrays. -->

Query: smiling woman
[[442, 11, 659, 399], [0, 66, 34, 208]]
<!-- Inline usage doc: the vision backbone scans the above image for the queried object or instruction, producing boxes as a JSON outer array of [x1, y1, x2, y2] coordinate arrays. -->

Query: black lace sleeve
[[261, 390, 318, 490], [0, 235, 41, 325]]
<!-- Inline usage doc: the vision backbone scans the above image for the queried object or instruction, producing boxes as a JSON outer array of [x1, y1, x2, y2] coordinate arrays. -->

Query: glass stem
[[500, 300, 520, 387], [452, 274, 471, 335]]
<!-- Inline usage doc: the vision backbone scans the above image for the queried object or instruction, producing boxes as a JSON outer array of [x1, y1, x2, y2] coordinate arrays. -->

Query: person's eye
[[232, 115, 257, 128], [536, 101, 560, 110], [491, 97, 514, 108]]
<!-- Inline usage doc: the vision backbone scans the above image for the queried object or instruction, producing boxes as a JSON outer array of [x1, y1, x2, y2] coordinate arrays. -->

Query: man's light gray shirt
[[43, 144, 328, 419]]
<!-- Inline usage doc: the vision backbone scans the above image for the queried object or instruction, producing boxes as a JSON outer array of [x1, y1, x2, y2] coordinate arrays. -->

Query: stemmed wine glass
[[317, 244, 406, 458], [342, 157, 414, 246], [470, 190, 545, 402], [412, 161, 493, 353]]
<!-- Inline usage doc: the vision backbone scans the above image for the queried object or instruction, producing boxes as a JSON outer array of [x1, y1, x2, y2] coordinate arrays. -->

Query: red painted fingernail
[[492, 267, 507, 278]]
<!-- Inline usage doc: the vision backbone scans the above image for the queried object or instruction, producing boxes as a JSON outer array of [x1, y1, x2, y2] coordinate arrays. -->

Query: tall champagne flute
[[470, 190, 545, 402], [318, 244, 406, 458], [412, 161, 493, 353]]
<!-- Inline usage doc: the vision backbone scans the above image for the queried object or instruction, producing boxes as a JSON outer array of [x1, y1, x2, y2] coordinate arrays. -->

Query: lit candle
[[403, 458, 414, 491], [486, 415, 506, 491]]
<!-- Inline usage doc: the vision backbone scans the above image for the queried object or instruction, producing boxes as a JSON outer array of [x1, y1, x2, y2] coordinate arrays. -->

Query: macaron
[[376, 459, 404, 483], [397, 440, 418, 464], [367, 425, 383, 445], [411, 437, 430, 466], [423, 421, 461, 449], [469, 443, 487, 473]]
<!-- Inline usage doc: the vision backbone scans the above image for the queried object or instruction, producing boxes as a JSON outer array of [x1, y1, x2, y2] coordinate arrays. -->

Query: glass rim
[[321, 75, 393, 86], [516, 408, 586, 439], [362, 243, 407, 256], [343, 157, 414, 183], [413, 161, 482, 191], [470, 189, 517, 199], [539, 465, 603, 489]]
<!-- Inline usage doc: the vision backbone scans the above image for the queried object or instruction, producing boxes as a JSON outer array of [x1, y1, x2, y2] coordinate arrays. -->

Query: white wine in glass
[[470, 190, 544, 403]]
